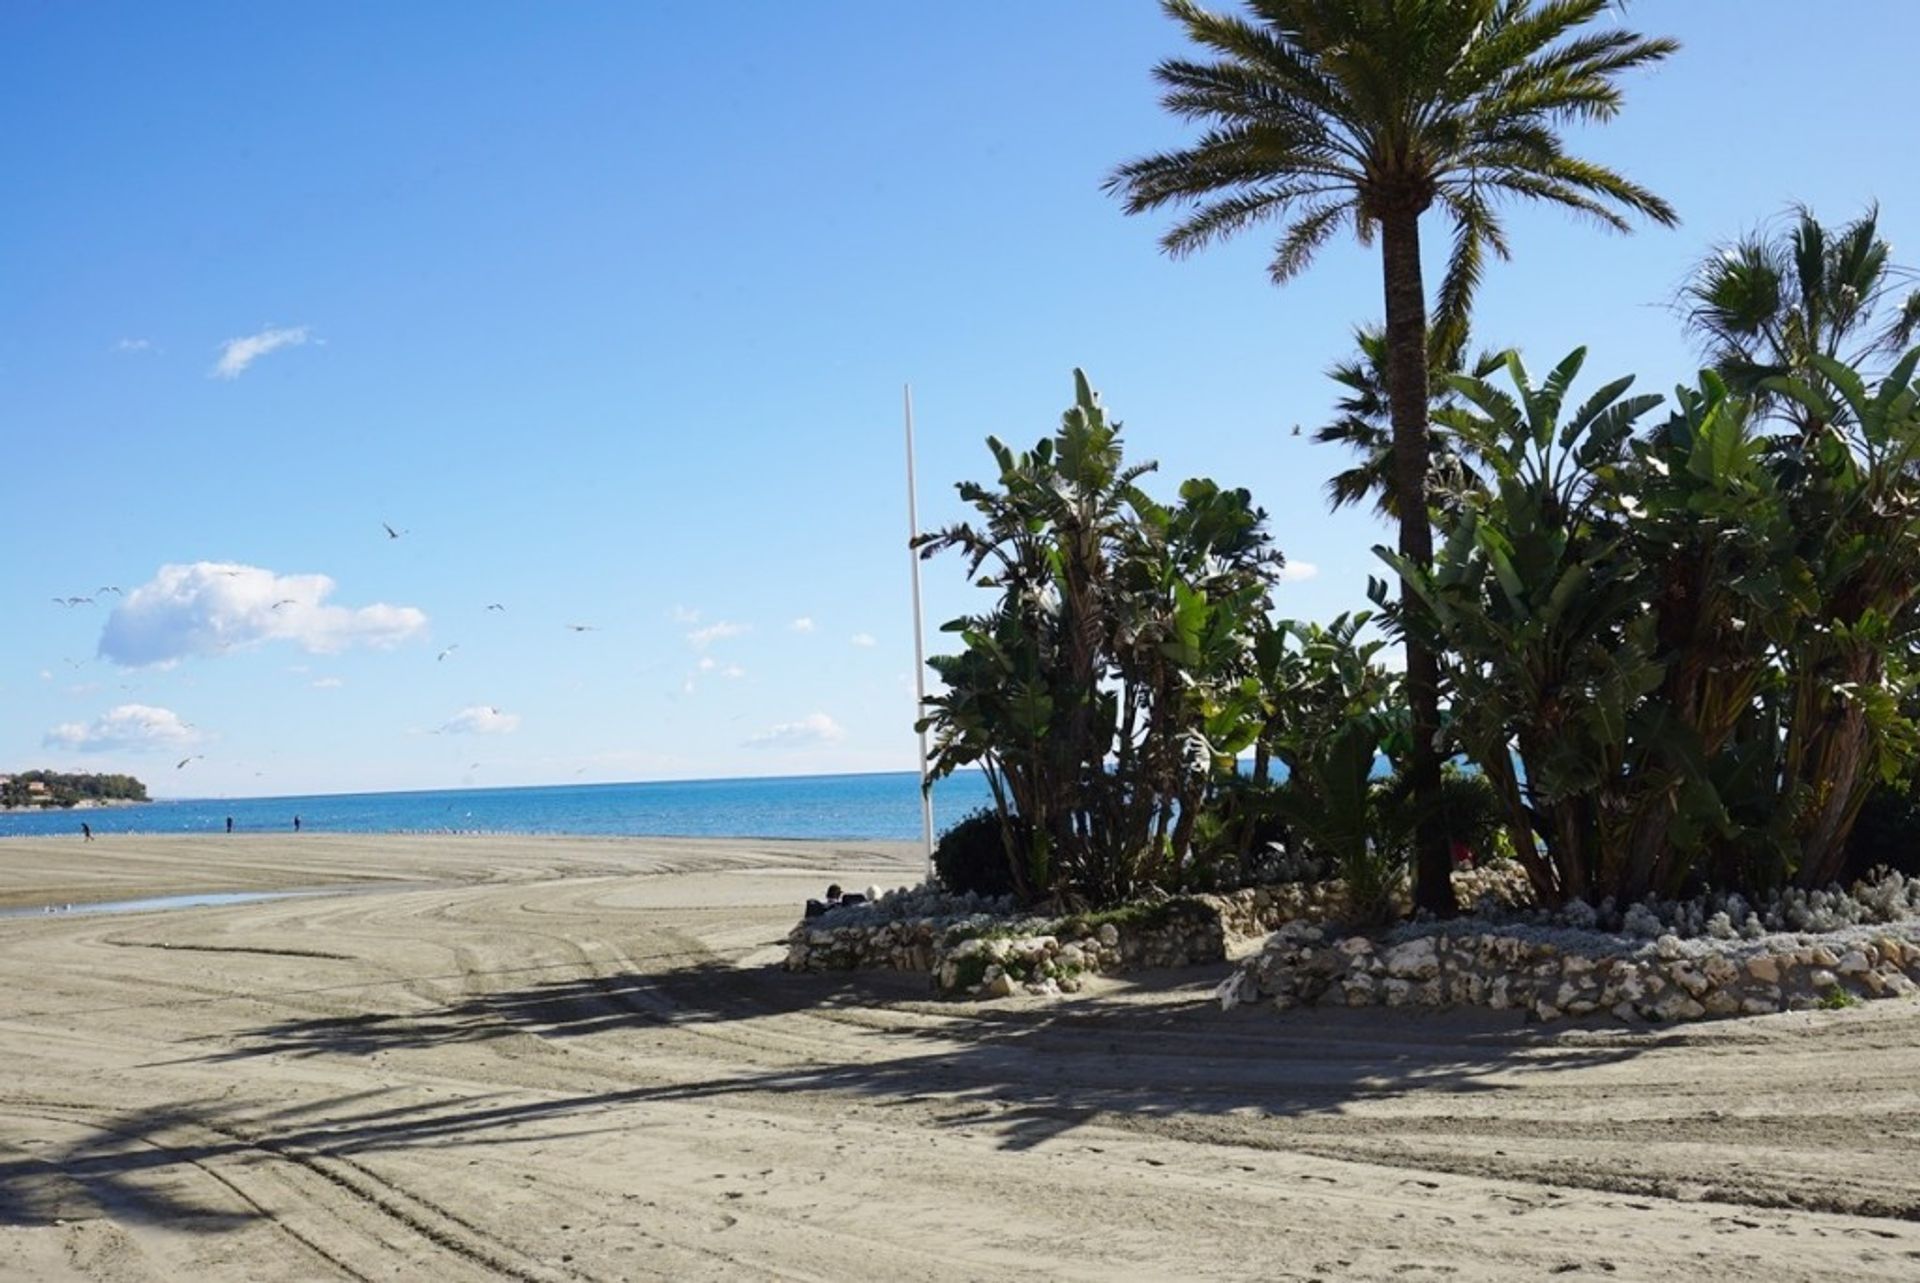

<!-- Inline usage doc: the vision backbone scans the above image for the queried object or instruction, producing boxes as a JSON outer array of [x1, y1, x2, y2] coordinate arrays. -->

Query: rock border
[[1219, 918, 1920, 1022]]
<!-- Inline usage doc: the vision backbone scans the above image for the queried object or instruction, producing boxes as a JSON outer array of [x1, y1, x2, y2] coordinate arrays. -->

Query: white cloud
[[211, 325, 309, 379], [45, 704, 198, 753], [850, 632, 877, 648], [38, 669, 52, 681], [745, 712, 844, 749], [790, 616, 816, 633], [1279, 561, 1319, 583], [687, 620, 748, 649], [114, 337, 155, 354], [697, 656, 717, 672], [721, 664, 745, 679], [311, 677, 344, 689], [99, 562, 428, 667], [669, 605, 702, 625], [440, 705, 520, 735]]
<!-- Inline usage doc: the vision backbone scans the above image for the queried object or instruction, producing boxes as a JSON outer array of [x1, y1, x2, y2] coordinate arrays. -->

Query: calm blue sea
[[0, 771, 996, 842]]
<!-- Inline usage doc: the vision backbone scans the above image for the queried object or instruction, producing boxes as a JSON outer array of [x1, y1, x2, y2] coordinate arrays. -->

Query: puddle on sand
[[0, 888, 366, 920]]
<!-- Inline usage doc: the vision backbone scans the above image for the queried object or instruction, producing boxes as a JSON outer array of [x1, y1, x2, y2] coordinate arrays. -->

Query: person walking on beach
[[226, 815, 233, 834], [80, 822, 92, 842], [293, 815, 301, 833]]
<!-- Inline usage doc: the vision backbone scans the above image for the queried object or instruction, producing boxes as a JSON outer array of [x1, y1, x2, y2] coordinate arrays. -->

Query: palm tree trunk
[[1379, 206, 1454, 918]]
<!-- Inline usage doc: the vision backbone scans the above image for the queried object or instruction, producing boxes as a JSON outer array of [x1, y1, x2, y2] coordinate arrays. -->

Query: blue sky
[[5, 2, 1919, 798]]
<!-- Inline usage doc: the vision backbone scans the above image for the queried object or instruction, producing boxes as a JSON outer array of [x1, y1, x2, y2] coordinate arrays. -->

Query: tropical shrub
[[1842, 784, 1920, 882], [932, 809, 1022, 899], [1381, 345, 1920, 905], [915, 371, 1283, 906]]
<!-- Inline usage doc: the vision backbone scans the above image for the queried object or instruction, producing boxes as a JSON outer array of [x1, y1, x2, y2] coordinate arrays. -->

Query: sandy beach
[[2, 834, 1917, 1281]]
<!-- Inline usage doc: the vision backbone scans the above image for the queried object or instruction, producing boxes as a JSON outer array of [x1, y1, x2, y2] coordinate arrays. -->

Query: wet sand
[[2, 833, 1917, 1280]]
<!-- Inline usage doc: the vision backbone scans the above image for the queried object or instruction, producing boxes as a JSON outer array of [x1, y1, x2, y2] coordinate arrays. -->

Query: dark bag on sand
[[804, 899, 830, 919]]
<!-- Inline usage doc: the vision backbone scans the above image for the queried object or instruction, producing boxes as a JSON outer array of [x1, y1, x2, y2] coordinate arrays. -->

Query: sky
[[5, 1, 1920, 799]]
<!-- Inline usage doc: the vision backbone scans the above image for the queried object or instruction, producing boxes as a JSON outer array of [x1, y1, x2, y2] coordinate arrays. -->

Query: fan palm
[[1106, 0, 1677, 914], [1681, 205, 1920, 431], [1317, 324, 1506, 517]]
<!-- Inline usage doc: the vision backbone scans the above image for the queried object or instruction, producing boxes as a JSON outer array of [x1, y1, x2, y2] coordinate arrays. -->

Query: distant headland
[[0, 771, 148, 810]]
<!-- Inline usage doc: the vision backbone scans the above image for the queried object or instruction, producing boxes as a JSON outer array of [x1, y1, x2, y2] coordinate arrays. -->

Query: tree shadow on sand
[[8, 959, 1658, 1233], [192, 953, 1652, 1152]]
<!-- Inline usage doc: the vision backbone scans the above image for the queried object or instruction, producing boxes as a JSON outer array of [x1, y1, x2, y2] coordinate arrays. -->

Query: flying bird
[[175, 755, 204, 770], [565, 624, 598, 632], [1290, 425, 1302, 437], [215, 569, 244, 577], [486, 603, 506, 612], [271, 598, 297, 610], [437, 644, 460, 662], [382, 521, 406, 540], [97, 586, 122, 595]]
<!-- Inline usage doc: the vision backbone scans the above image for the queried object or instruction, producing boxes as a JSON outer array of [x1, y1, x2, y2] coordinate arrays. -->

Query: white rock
[[1836, 950, 1871, 976], [1383, 937, 1439, 980]]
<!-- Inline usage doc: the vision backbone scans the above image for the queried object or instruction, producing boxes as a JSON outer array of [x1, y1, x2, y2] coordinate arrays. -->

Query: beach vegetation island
[[0, 770, 148, 810], [790, 2, 1920, 1026]]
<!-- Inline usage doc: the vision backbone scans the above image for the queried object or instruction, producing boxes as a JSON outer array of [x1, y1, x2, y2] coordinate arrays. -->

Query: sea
[[0, 771, 995, 843]]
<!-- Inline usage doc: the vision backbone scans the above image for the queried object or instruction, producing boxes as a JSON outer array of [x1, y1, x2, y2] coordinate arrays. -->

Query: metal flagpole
[[904, 384, 936, 876]]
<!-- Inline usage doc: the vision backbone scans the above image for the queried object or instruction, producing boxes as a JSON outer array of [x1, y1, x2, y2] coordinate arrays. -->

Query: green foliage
[[1108, 0, 1677, 919], [1842, 783, 1920, 882], [1239, 614, 1410, 922], [1378, 345, 1920, 904], [949, 952, 992, 992], [1682, 205, 1920, 428], [916, 371, 1284, 907], [1315, 325, 1509, 518], [1819, 985, 1861, 1011], [1, 770, 148, 809], [1106, 0, 1677, 348], [933, 809, 1021, 899]]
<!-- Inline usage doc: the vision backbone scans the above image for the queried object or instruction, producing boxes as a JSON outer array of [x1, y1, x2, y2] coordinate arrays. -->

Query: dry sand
[[2, 833, 1917, 1281]]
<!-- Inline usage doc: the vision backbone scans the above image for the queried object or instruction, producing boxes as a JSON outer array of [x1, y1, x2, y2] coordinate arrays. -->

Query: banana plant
[[917, 371, 1284, 906]]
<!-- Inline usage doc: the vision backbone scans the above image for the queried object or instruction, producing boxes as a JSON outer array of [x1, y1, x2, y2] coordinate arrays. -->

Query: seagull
[[382, 521, 406, 540], [485, 603, 506, 612], [215, 569, 244, 578], [565, 624, 598, 632], [176, 755, 204, 770], [1290, 425, 1302, 436], [97, 586, 122, 595], [271, 598, 297, 610], [69, 596, 93, 605], [437, 645, 460, 662]]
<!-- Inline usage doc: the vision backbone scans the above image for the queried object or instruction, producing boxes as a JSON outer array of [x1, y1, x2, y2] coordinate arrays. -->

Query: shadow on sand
[[2, 955, 1651, 1233]]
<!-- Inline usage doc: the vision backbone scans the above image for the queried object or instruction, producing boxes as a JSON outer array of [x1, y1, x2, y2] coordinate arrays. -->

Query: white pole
[[904, 384, 936, 876]]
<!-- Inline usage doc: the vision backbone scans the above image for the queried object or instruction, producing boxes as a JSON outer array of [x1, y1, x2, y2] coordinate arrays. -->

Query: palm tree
[[1316, 324, 1505, 517], [1106, 0, 1677, 914], [1681, 205, 1920, 432]]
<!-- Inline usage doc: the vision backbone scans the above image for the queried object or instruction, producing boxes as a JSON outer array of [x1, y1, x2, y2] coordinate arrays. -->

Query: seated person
[[804, 883, 867, 917]]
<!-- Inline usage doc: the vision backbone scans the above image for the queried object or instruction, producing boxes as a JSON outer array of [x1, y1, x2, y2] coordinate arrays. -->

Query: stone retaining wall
[[785, 898, 1226, 996], [1203, 865, 1533, 939], [785, 867, 1538, 999], [1220, 919, 1920, 1022]]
